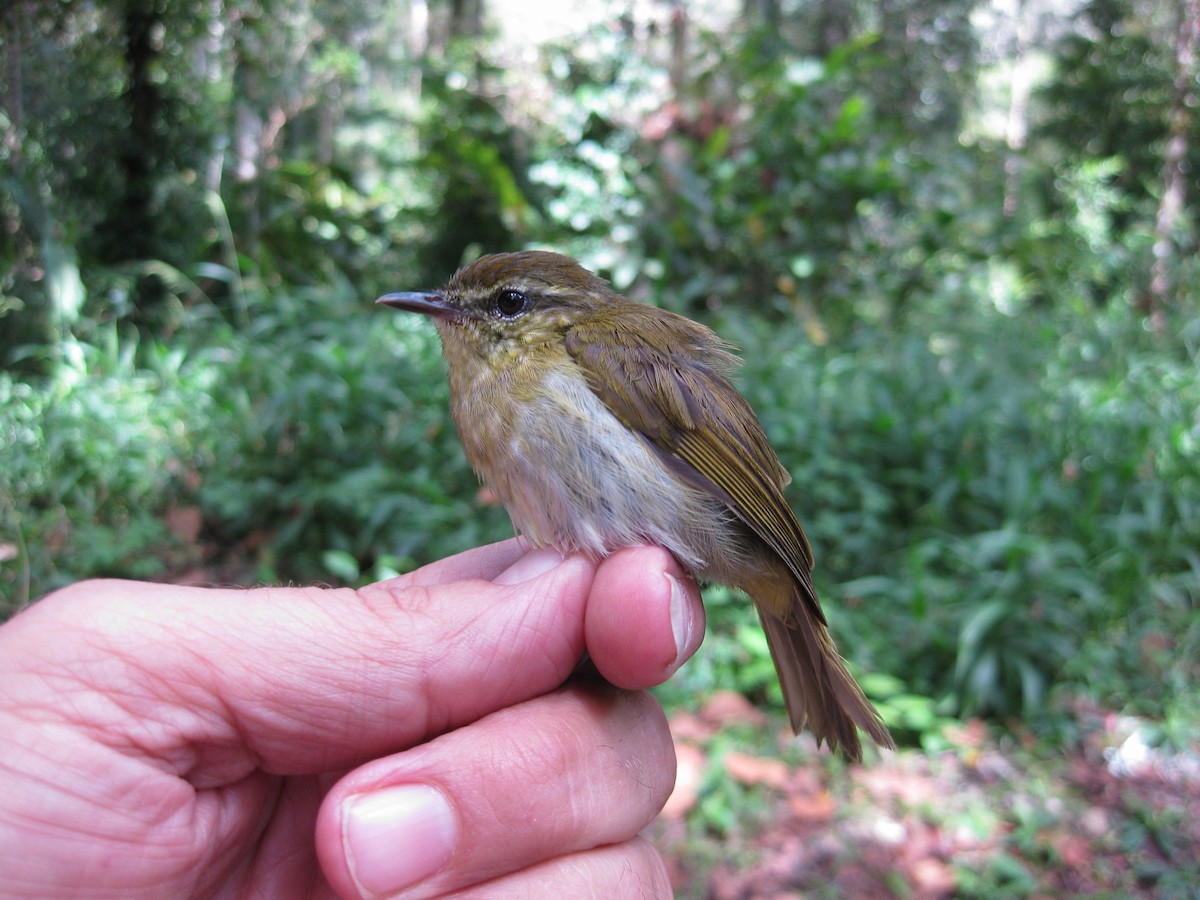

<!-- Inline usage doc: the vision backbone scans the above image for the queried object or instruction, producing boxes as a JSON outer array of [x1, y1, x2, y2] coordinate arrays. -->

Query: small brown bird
[[379, 251, 893, 760]]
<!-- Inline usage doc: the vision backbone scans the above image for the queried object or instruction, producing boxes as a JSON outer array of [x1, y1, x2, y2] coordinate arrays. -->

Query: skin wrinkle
[[366, 579, 476, 741], [324, 583, 437, 724], [451, 698, 581, 853], [159, 584, 415, 777], [1, 543, 690, 899], [121, 652, 252, 786], [1, 730, 168, 842], [82, 564, 580, 785], [499, 691, 662, 853], [214, 587, 370, 759], [358, 563, 587, 743], [245, 596, 423, 763], [412, 623, 458, 742], [384, 559, 592, 741], [85, 621, 267, 787], [16, 579, 435, 771], [449, 838, 671, 899], [47, 642, 163, 741], [12, 590, 254, 783], [16, 585, 348, 790], [200, 775, 308, 900], [195, 768, 328, 900], [482, 584, 578, 698], [4, 635, 246, 828], [0, 720, 214, 896]]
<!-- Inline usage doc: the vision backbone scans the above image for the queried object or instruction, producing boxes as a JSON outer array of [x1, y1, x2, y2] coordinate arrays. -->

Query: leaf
[[321, 549, 360, 583], [957, 599, 1009, 665]]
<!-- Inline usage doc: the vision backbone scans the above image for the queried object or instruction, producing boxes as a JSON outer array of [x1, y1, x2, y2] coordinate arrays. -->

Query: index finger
[[395, 538, 528, 587], [14, 553, 598, 780]]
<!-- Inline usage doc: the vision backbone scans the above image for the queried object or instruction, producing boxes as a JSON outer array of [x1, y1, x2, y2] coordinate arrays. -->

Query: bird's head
[[377, 251, 619, 366]]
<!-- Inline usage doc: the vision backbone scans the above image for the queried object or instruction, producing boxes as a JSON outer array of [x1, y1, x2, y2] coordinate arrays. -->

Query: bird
[[378, 250, 893, 760]]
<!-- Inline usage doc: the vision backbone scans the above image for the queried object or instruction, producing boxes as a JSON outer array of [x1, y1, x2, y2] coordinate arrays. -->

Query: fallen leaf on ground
[[166, 505, 203, 542], [787, 788, 836, 822], [907, 856, 956, 899], [663, 741, 707, 819], [669, 710, 716, 743], [702, 689, 768, 728], [723, 750, 789, 789]]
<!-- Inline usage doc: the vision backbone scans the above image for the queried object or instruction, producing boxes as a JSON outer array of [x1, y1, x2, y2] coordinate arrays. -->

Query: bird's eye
[[493, 289, 529, 318]]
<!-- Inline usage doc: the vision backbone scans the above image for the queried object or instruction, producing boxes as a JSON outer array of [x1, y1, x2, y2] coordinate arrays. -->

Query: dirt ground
[[651, 693, 1200, 899]]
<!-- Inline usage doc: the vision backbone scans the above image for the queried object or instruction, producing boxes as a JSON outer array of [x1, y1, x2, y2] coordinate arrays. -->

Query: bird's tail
[[758, 594, 894, 761]]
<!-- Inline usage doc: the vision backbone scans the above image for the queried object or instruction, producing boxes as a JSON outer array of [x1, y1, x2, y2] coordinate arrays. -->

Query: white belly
[[486, 369, 735, 571]]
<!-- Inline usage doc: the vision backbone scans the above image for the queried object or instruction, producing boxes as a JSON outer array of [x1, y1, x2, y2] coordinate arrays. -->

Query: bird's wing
[[565, 305, 822, 622]]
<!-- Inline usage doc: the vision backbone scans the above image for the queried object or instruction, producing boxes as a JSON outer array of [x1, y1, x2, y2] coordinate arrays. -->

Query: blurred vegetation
[[1, 0, 1197, 762]]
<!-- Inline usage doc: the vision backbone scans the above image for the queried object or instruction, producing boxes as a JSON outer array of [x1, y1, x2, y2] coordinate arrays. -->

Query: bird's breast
[[450, 359, 736, 571]]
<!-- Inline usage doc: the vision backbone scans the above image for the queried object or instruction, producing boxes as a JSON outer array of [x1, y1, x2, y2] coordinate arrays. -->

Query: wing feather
[[565, 305, 822, 622]]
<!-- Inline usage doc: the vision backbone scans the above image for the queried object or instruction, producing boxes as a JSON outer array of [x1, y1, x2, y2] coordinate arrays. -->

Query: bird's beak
[[376, 291, 456, 318]]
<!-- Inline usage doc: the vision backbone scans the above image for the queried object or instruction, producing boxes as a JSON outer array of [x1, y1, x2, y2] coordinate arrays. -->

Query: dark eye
[[493, 289, 529, 318]]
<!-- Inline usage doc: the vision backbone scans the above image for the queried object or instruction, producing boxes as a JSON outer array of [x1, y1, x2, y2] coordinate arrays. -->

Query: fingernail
[[343, 785, 456, 897], [494, 547, 565, 585], [665, 572, 695, 666]]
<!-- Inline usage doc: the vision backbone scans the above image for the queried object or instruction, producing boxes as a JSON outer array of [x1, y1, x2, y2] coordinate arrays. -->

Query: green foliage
[[4, 264, 1197, 737], [195, 282, 511, 583], [0, 280, 516, 609], [635, 32, 904, 321], [647, 298, 1200, 734], [1012, 156, 1146, 311], [527, 26, 918, 326], [415, 51, 540, 276], [3, 0, 1198, 755], [0, 330, 214, 609], [1036, 0, 1198, 217]]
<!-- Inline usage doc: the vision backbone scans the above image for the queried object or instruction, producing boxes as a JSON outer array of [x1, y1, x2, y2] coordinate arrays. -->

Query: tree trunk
[[742, 0, 780, 32], [670, 0, 687, 101], [1147, 0, 1200, 325], [1003, 0, 1034, 218], [231, 23, 263, 258], [1, 3, 26, 169], [449, 0, 483, 40], [410, 0, 428, 97], [100, 0, 163, 262], [815, 0, 854, 56]]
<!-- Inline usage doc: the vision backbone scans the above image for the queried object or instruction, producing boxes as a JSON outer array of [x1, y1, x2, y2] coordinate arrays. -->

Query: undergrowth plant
[[2, 287, 1196, 742], [688, 302, 1199, 735]]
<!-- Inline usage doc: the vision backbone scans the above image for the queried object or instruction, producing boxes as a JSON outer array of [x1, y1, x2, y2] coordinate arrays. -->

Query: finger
[[447, 838, 672, 899], [394, 538, 528, 587], [20, 553, 599, 778], [316, 682, 675, 900], [586, 546, 706, 690]]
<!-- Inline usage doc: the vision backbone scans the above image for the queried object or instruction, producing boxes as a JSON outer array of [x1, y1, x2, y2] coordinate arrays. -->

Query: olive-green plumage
[[379, 250, 893, 760]]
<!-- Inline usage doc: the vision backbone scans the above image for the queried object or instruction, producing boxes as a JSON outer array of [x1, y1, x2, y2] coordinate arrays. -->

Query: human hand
[[0, 539, 704, 898]]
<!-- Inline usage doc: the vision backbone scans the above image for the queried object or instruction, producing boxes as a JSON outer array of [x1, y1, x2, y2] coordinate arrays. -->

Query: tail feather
[[758, 597, 894, 762]]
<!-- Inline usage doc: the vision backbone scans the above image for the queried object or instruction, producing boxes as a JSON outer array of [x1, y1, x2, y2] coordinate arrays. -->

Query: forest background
[[2, 0, 1198, 895]]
